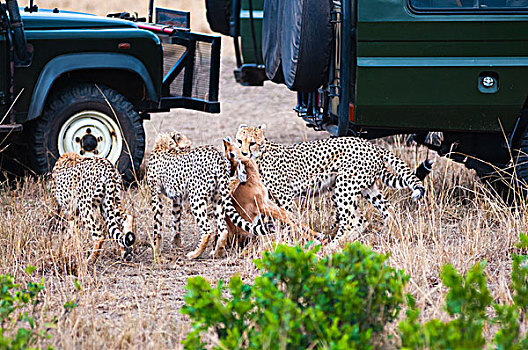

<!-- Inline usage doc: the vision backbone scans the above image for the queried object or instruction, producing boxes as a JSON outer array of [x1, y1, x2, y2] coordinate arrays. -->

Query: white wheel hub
[[57, 110, 123, 164]]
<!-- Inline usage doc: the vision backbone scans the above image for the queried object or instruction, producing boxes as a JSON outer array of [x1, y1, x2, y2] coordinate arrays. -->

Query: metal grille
[[162, 41, 213, 101]]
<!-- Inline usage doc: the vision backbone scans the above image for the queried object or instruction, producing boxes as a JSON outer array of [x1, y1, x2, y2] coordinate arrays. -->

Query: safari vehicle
[[0, 0, 220, 182], [206, 0, 528, 197]]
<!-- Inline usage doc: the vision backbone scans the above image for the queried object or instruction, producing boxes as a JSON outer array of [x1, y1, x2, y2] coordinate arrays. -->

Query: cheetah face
[[169, 131, 192, 151], [235, 124, 266, 159], [121, 214, 136, 262], [223, 137, 247, 183]]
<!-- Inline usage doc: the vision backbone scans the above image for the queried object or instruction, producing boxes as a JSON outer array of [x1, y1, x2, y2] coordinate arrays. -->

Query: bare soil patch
[[0, 2, 526, 348]]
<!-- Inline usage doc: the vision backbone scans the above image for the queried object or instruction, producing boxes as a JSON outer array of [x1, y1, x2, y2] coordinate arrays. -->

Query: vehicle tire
[[280, 0, 333, 92], [262, 0, 285, 83], [205, 0, 232, 36], [474, 129, 528, 202], [515, 128, 528, 186], [512, 126, 528, 199], [28, 84, 145, 184]]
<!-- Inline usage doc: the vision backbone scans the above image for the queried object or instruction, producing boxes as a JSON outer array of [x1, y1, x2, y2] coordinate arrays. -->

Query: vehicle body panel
[[355, 0, 528, 132], [15, 26, 162, 122], [233, 0, 528, 134], [21, 9, 137, 30], [27, 52, 158, 121], [240, 0, 263, 64]]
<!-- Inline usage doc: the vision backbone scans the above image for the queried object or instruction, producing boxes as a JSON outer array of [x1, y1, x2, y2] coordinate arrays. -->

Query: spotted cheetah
[[235, 124, 425, 243], [146, 132, 267, 259], [222, 137, 320, 242], [51, 152, 136, 262]]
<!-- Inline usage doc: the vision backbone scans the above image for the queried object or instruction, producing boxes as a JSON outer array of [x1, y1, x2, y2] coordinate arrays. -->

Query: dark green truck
[[0, 0, 220, 182], [206, 0, 528, 196]]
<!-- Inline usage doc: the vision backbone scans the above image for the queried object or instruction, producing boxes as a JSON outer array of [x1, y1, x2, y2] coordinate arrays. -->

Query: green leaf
[[74, 279, 82, 292], [24, 265, 36, 276]]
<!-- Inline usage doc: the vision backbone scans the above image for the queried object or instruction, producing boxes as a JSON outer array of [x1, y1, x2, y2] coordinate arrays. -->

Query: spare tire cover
[[205, 0, 232, 36], [262, 0, 285, 83], [281, 0, 332, 92]]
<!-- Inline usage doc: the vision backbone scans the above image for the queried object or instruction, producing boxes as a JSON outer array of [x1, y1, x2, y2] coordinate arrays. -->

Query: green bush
[[0, 266, 79, 350], [399, 234, 528, 350], [181, 242, 408, 349]]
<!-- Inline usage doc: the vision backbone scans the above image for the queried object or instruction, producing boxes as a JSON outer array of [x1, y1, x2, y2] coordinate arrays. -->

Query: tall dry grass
[[1, 1, 526, 347], [0, 138, 527, 348]]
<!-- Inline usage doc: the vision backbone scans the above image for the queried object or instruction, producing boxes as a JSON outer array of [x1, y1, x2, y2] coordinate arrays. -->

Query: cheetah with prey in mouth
[[235, 124, 425, 244], [146, 131, 267, 259]]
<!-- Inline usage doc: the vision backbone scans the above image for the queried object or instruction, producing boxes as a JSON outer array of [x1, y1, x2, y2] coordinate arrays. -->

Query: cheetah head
[[169, 131, 192, 151], [121, 214, 136, 262], [153, 131, 192, 153], [235, 124, 266, 159], [223, 137, 247, 183]]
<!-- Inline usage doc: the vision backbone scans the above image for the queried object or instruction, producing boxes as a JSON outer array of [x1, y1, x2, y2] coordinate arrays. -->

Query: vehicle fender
[[27, 53, 157, 121]]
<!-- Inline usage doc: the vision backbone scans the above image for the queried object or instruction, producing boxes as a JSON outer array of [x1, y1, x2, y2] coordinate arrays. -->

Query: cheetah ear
[[258, 124, 266, 131], [222, 137, 231, 151], [224, 136, 232, 143], [238, 123, 247, 130]]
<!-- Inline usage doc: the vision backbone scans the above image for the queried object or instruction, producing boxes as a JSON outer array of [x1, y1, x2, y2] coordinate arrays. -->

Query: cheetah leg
[[102, 186, 132, 261], [186, 197, 212, 259], [171, 198, 183, 248], [87, 197, 106, 263], [87, 238, 105, 264], [331, 178, 365, 246], [151, 192, 163, 256], [362, 184, 394, 226], [78, 198, 104, 260], [210, 194, 228, 258]]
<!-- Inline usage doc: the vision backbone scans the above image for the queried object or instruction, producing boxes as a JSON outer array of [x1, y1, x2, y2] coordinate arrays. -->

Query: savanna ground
[[0, 1, 527, 348]]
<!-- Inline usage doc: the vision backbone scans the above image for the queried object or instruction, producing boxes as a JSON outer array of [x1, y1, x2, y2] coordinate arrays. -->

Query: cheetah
[[51, 152, 136, 262], [235, 124, 425, 244], [146, 132, 267, 259], [222, 137, 320, 242]]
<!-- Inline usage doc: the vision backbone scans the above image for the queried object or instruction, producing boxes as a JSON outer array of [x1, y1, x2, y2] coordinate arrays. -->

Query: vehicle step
[[0, 124, 23, 133]]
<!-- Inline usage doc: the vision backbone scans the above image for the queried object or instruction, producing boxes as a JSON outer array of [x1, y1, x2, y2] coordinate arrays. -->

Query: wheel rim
[[57, 110, 123, 164]]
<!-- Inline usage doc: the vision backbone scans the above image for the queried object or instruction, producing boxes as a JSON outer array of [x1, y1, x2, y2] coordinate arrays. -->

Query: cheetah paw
[[186, 250, 202, 259], [412, 187, 425, 201]]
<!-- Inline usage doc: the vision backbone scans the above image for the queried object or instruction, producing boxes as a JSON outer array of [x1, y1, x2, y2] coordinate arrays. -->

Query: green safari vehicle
[[205, 0, 528, 198], [0, 0, 220, 182]]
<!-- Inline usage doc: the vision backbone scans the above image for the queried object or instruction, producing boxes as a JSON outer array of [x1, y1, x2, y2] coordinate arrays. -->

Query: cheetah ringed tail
[[224, 195, 268, 236], [378, 147, 425, 200]]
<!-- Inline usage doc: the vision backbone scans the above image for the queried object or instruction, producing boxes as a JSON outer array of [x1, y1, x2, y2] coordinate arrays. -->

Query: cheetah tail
[[224, 196, 269, 236], [379, 148, 425, 200]]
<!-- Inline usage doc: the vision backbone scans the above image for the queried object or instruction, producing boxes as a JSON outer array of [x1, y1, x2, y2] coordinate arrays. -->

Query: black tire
[[515, 127, 528, 189], [511, 126, 528, 200], [205, 0, 232, 36], [28, 84, 145, 184], [262, 0, 285, 83], [280, 0, 333, 92], [474, 129, 528, 202]]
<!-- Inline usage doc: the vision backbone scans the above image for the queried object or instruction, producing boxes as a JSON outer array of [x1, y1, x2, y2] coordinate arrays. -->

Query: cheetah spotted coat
[[146, 137, 267, 259], [236, 125, 425, 243], [52, 153, 135, 261]]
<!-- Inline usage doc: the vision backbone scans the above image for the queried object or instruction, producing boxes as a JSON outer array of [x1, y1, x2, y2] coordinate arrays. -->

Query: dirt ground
[[1, 44, 332, 349], [1, 2, 527, 349], [144, 55, 327, 151]]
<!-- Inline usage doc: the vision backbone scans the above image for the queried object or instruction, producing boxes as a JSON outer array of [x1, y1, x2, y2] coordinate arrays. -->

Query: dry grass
[[1, 137, 527, 348], [0, 1, 526, 348]]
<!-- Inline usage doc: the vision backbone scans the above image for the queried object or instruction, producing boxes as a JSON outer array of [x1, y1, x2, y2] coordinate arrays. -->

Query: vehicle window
[[410, 0, 528, 9]]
